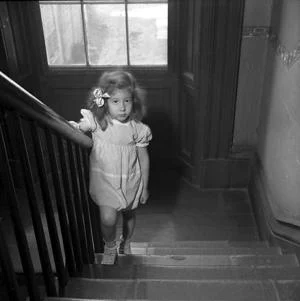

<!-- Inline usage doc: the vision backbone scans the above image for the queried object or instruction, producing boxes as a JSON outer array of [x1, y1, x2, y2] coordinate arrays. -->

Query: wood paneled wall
[[0, 2, 39, 96], [178, 0, 250, 188]]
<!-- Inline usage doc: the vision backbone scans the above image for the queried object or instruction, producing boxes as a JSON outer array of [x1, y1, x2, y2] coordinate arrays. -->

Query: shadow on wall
[[144, 110, 178, 171], [143, 109, 183, 207]]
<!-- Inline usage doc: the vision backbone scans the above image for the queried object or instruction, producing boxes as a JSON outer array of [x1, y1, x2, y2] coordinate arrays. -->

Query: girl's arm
[[137, 146, 150, 204]]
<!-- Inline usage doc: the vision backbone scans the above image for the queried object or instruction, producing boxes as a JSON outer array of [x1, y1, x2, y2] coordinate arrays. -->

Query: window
[[39, 0, 168, 67]]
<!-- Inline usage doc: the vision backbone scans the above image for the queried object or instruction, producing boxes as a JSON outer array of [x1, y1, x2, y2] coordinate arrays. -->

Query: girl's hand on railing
[[69, 119, 91, 133], [69, 110, 95, 133], [69, 121, 80, 130]]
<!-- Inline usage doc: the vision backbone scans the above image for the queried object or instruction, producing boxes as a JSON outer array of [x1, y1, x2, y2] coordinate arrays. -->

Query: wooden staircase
[[1, 173, 300, 301], [45, 240, 300, 301]]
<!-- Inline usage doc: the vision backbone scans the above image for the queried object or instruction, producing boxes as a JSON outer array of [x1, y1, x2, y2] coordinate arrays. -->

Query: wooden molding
[[178, 156, 251, 189]]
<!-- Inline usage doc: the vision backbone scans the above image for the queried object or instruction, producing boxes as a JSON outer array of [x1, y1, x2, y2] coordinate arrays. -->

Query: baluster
[[67, 141, 89, 264], [76, 145, 95, 262], [30, 123, 68, 289], [57, 136, 83, 272], [13, 115, 57, 297], [0, 119, 41, 301], [83, 147, 90, 170], [45, 129, 77, 275], [83, 149, 103, 253], [0, 110, 21, 187], [0, 217, 22, 301]]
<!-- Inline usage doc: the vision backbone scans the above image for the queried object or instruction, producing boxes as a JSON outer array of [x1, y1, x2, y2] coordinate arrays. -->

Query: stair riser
[[129, 241, 269, 248], [62, 279, 283, 301], [95, 254, 298, 267], [83, 266, 300, 280], [275, 280, 300, 300]]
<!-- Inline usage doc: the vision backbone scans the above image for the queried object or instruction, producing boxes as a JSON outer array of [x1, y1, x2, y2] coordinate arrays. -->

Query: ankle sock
[[101, 240, 117, 265]]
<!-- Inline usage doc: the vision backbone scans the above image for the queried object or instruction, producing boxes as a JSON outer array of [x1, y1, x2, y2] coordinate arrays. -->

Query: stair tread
[[51, 298, 278, 301], [81, 264, 300, 280], [46, 298, 299, 301], [46, 299, 157, 301], [43, 297, 284, 301], [107, 246, 281, 256], [94, 253, 299, 267], [127, 240, 269, 248], [58, 278, 300, 301]]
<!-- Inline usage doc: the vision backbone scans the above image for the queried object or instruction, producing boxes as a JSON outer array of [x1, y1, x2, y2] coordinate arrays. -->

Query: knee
[[100, 207, 117, 227]]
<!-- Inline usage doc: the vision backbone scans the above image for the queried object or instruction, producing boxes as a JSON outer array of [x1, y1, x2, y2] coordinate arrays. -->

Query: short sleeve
[[79, 109, 97, 132], [135, 122, 152, 147]]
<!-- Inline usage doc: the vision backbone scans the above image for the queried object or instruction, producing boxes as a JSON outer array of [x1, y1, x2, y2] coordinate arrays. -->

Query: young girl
[[69, 70, 152, 265]]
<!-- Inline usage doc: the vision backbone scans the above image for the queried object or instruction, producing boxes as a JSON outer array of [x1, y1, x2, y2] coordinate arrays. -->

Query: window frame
[[37, 0, 176, 73]]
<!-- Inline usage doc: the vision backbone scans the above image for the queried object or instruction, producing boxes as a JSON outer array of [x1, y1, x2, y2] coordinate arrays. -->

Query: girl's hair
[[86, 70, 147, 130]]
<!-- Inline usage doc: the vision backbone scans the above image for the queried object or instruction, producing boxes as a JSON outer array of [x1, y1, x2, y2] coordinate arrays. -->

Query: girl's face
[[107, 89, 133, 123]]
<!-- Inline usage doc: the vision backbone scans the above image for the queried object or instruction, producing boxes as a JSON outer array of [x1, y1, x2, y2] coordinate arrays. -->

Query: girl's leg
[[99, 206, 118, 264], [99, 206, 118, 241], [122, 209, 136, 240], [119, 210, 136, 254]]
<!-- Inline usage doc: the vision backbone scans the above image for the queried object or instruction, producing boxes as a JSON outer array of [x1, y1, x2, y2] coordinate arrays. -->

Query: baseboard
[[178, 156, 252, 189], [248, 156, 300, 260]]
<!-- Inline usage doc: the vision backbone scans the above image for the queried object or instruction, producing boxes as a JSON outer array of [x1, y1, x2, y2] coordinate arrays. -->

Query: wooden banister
[[0, 71, 92, 149], [0, 71, 103, 299]]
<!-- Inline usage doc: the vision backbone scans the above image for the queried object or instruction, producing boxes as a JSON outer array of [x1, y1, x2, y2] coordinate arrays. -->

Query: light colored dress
[[80, 109, 152, 211]]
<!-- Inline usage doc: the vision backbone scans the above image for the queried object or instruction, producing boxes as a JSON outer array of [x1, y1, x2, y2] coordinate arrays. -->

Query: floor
[[127, 168, 259, 243]]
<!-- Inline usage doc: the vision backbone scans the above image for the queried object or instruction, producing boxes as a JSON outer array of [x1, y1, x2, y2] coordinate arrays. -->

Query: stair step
[[275, 279, 300, 300], [47, 299, 151, 301], [123, 246, 281, 255], [82, 264, 300, 280], [52, 278, 300, 300], [94, 253, 298, 267], [128, 240, 269, 248]]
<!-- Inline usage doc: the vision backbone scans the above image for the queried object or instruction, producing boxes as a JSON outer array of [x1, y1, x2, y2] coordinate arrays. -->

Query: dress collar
[[111, 119, 130, 126]]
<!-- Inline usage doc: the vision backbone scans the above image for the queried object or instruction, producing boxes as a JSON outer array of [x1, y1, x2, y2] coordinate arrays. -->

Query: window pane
[[128, 0, 167, 3], [40, 4, 86, 66], [84, 4, 127, 65], [128, 3, 167, 65], [83, 0, 124, 3]]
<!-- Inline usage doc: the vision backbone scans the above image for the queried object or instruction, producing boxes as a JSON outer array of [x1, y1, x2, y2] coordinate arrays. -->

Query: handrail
[[0, 71, 92, 149]]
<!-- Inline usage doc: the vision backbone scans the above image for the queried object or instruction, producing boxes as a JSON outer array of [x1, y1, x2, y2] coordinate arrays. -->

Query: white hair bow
[[93, 88, 110, 107]]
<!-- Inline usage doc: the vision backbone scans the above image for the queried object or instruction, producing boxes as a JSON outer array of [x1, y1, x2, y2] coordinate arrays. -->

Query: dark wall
[[0, 2, 39, 95], [0, 1, 42, 192]]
